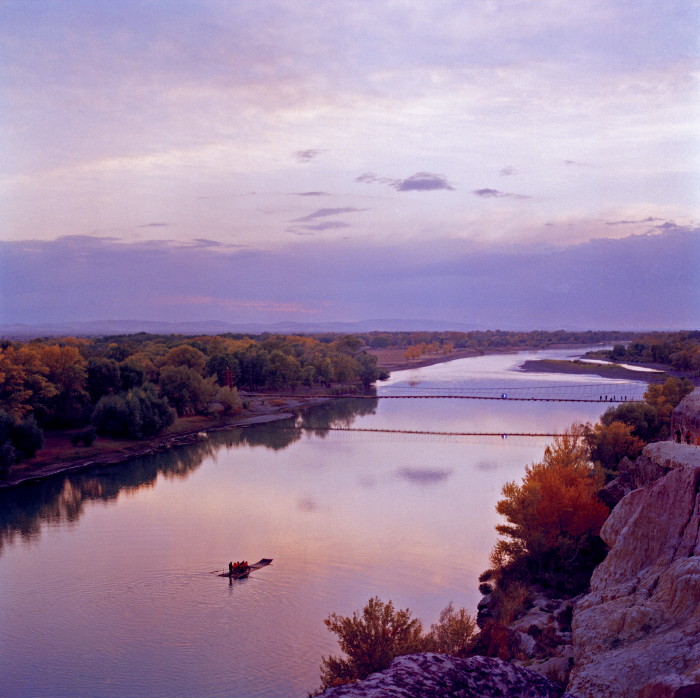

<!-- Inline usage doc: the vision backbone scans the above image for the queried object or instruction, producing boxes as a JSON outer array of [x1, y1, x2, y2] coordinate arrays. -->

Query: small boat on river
[[218, 558, 273, 579]]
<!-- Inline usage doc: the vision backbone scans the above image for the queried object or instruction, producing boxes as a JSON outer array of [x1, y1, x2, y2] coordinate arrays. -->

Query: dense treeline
[[591, 331, 700, 375], [0, 332, 385, 474], [359, 329, 635, 352]]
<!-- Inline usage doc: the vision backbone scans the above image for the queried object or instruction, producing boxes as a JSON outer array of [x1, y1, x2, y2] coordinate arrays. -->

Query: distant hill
[[0, 318, 492, 338]]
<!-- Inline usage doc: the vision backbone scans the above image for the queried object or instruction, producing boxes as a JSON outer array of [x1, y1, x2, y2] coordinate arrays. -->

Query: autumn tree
[[584, 420, 645, 475], [491, 425, 609, 592]]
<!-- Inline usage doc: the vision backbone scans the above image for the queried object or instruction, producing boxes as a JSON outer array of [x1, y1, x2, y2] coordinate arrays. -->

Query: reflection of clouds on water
[[475, 460, 499, 472], [358, 474, 377, 488], [397, 467, 452, 484]]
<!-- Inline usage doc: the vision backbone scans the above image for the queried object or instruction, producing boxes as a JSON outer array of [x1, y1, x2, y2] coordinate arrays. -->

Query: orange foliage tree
[[493, 425, 609, 582]]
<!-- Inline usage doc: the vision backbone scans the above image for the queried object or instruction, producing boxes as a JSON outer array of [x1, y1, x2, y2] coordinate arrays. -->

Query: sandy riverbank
[[518, 358, 678, 383]]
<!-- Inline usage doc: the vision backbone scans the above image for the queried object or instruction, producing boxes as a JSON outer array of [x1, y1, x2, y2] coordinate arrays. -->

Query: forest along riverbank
[[0, 394, 329, 489], [2, 349, 496, 489], [2, 345, 674, 490]]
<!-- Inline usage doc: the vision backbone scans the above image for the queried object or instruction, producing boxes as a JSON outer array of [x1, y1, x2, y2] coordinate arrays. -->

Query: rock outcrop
[[598, 440, 700, 508], [317, 653, 577, 697], [568, 443, 700, 698], [671, 388, 700, 445]]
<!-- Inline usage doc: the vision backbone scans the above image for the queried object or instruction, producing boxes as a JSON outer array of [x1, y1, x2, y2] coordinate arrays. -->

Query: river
[[0, 347, 648, 697]]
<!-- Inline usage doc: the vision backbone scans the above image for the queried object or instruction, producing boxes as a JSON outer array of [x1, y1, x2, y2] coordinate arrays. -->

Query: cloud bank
[[1, 228, 697, 329]]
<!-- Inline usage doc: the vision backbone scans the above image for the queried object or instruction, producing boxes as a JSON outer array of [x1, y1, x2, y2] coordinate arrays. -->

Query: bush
[[316, 598, 476, 692], [425, 602, 476, 657], [318, 597, 426, 691], [92, 384, 175, 439], [11, 415, 44, 459], [0, 443, 16, 478]]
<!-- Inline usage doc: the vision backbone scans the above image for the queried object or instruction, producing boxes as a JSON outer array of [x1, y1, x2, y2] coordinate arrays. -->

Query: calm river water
[[0, 348, 648, 697]]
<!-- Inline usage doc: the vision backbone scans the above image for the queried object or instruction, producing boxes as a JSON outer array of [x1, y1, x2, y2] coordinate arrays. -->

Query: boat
[[218, 558, 273, 578]]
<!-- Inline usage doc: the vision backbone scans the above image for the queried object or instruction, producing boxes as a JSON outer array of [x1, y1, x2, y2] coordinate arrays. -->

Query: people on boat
[[227, 560, 249, 575]]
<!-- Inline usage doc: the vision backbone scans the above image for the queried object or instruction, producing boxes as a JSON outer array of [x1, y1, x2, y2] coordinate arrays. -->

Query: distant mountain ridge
[[0, 318, 494, 338]]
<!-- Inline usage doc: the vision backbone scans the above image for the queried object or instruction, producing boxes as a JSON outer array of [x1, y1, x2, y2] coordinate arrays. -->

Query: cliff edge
[[568, 441, 700, 698]]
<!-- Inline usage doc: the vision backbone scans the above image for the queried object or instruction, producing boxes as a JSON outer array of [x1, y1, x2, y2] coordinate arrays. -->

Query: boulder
[[568, 447, 700, 698], [317, 653, 577, 697]]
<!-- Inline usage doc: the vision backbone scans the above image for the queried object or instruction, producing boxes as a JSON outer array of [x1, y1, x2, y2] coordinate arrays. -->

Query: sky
[[1, 0, 699, 330]]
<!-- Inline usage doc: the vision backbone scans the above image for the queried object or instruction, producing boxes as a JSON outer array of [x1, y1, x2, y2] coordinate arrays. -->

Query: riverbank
[[2, 344, 660, 489], [518, 358, 671, 383], [0, 394, 329, 489]]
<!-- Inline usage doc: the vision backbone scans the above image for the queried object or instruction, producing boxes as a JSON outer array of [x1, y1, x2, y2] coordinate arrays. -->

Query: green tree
[[92, 385, 175, 438], [160, 345, 207, 374], [319, 597, 426, 691], [87, 358, 121, 403], [159, 366, 216, 416]]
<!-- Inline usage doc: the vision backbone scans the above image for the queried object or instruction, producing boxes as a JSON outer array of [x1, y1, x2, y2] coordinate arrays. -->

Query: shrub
[[0, 443, 16, 478], [425, 602, 476, 657], [11, 415, 44, 459], [318, 597, 426, 691], [316, 598, 476, 692]]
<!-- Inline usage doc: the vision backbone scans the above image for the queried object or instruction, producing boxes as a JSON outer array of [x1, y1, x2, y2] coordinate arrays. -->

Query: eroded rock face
[[318, 653, 577, 697], [671, 388, 700, 445], [568, 448, 700, 698], [599, 441, 700, 508]]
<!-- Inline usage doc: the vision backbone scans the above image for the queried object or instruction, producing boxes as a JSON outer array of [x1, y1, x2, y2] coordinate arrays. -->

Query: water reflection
[[0, 398, 377, 556]]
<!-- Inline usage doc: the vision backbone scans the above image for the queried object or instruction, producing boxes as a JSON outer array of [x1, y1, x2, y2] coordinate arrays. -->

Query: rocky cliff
[[317, 653, 577, 697], [568, 441, 700, 698], [671, 389, 700, 445]]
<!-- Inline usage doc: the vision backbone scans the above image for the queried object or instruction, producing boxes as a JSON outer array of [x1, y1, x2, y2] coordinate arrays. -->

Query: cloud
[[288, 222, 351, 235], [356, 171, 455, 192], [1, 227, 697, 329], [393, 172, 455, 192], [397, 467, 452, 484], [473, 188, 530, 199], [189, 238, 225, 248], [605, 217, 663, 226], [564, 160, 594, 168], [289, 207, 368, 223], [292, 191, 331, 197], [499, 167, 516, 177], [138, 222, 170, 228], [294, 149, 324, 163]]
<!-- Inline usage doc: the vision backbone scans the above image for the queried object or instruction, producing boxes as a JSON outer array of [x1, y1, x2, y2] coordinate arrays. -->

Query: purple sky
[[1, 1, 699, 329]]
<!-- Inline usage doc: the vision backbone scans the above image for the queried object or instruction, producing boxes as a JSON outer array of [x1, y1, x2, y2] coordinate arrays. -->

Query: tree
[[319, 597, 427, 691], [205, 353, 241, 387], [158, 366, 216, 416], [492, 425, 608, 590], [213, 386, 242, 414], [425, 602, 476, 657], [92, 385, 175, 438], [11, 415, 43, 460], [87, 358, 121, 403], [584, 420, 645, 475], [160, 345, 207, 374], [356, 352, 380, 389]]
